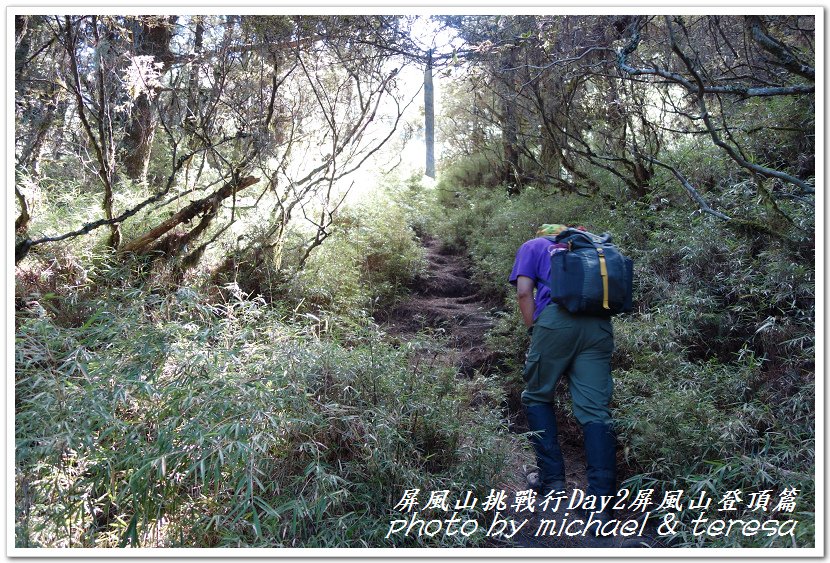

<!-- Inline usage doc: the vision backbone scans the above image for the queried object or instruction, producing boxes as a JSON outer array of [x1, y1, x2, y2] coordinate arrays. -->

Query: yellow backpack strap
[[596, 246, 610, 310]]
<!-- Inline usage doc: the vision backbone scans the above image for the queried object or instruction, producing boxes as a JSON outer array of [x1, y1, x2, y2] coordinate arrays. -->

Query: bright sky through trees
[[356, 15, 465, 193]]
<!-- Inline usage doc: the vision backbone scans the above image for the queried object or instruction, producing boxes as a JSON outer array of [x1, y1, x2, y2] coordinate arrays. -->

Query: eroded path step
[[383, 238, 497, 366]]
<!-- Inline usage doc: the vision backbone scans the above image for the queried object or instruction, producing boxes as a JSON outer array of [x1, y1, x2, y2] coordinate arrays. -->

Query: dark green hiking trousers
[[522, 304, 615, 425]]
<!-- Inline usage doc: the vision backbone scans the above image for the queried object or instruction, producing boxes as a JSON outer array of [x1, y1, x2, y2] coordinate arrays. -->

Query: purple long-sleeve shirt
[[509, 237, 566, 322]]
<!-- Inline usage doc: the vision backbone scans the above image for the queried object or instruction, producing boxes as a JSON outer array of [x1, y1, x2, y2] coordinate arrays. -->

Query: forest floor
[[382, 237, 660, 549]]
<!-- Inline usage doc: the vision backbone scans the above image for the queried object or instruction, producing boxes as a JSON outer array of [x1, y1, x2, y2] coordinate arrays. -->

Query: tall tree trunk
[[539, 122, 561, 180], [18, 93, 64, 177], [121, 16, 177, 183], [15, 15, 31, 79], [424, 51, 435, 178], [15, 187, 31, 235], [123, 92, 155, 181], [66, 16, 120, 248], [185, 17, 204, 135], [499, 47, 521, 194]]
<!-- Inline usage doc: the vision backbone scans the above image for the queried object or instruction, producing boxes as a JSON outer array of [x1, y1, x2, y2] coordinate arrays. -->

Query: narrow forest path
[[383, 237, 496, 376], [382, 237, 657, 549]]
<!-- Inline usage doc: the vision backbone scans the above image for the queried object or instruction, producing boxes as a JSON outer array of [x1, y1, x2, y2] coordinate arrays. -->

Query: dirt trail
[[383, 237, 496, 376], [383, 237, 658, 549]]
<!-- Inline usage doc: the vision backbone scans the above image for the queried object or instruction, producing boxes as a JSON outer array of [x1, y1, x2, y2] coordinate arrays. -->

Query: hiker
[[509, 223, 617, 521]]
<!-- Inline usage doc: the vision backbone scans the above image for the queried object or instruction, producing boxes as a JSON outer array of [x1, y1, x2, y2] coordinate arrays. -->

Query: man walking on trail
[[509, 223, 617, 521]]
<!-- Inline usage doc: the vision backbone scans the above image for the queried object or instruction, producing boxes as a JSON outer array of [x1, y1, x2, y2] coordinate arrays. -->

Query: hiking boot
[[526, 471, 567, 495], [582, 422, 617, 499], [589, 533, 618, 549], [582, 508, 618, 548], [524, 404, 566, 495]]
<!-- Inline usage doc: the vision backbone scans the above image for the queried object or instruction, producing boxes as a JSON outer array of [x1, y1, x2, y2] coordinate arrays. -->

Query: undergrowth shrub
[[210, 178, 428, 316], [15, 282, 511, 548], [291, 191, 426, 315], [428, 182, 815, 548], [436, 152, 502, 196]]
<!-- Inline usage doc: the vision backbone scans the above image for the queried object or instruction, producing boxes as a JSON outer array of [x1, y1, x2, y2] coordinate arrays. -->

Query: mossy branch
[[120, 175, 259, 255]]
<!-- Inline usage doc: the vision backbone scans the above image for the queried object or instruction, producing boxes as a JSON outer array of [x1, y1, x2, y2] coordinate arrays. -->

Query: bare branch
[[643, 155, 732, 221], [664, 17, 815, 195], [14, 135, 242, 263], [616, 19, 814, 97], [747, 16, 814, 81]]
